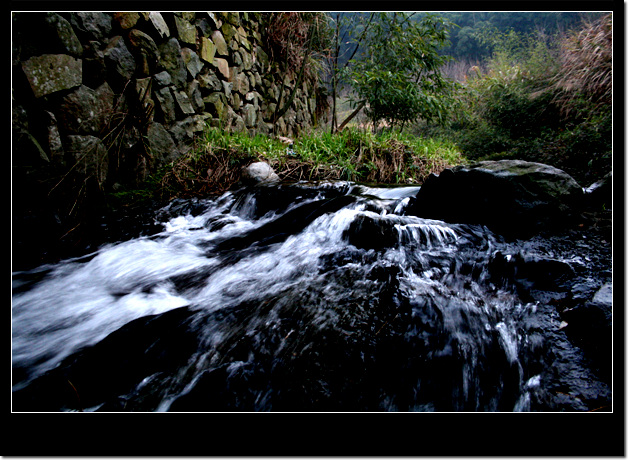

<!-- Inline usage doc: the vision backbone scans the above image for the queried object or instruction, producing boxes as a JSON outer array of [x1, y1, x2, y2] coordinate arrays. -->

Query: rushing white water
[[11, 182, 611, 411]]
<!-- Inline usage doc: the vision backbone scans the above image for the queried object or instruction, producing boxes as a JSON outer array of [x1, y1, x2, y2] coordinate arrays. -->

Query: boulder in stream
[[406, 160, 584, 237], [241, 161, 280, 185]]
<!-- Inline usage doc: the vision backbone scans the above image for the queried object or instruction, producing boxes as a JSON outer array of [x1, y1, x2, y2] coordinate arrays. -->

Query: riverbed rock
[[344, 215, 398, 251], [406, 160, 585, 237], [241, 161, 280, 184], [584, 171, 612, 211], [561, 282, 612, 382]]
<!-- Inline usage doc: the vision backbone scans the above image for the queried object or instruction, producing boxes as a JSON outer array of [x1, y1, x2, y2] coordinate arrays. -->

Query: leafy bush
[[344, 13, 456, 130], [431, 18, 612, 185]]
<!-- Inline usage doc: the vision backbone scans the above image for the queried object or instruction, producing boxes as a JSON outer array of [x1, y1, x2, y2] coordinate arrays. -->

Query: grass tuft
[[152, 125, 465, 199]]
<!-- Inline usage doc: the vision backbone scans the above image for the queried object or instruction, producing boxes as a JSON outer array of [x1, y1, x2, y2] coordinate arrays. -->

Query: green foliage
[[418, 17, 612, 186], [287, 128, 464, 183], [148, 125, 465, 199], [423, 12, 606, 62], [344, 13, 456, 129]]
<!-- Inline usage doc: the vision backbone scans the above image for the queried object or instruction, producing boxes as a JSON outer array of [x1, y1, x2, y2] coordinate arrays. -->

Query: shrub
[[344, 13, 456, 130]]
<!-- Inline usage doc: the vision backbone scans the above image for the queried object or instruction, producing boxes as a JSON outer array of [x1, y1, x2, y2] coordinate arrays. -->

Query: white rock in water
[[242, 161, 280, 184], [592, 283, 612, 307]]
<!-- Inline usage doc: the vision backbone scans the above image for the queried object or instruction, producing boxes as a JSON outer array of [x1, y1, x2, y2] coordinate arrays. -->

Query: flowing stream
[[12, 182, 612, 411]]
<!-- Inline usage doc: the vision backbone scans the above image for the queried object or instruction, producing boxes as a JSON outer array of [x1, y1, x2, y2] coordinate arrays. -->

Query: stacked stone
[[13, 12, 321, 188]]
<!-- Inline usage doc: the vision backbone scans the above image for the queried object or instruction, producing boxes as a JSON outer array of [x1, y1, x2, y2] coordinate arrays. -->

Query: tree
[[343, 13, 455, 132], [324, 12, 375, 133]]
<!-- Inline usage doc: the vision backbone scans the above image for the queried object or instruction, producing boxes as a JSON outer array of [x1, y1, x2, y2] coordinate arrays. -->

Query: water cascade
[[12, 182, 611, 412]]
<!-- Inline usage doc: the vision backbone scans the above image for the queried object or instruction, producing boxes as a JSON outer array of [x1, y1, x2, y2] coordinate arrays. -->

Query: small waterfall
[[12, 182, 611, 411]]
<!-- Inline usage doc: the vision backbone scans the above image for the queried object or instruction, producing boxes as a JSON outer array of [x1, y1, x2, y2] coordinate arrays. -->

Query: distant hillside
[[330, 11, 607, 65]]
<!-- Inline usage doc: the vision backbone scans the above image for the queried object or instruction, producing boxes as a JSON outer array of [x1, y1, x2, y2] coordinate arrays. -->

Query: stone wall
[[12, 12, 326, 190]]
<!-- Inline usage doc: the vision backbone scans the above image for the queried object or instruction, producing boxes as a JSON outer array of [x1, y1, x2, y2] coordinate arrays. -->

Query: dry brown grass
[[551, 13, 612, 115], [159, 144, 255, 199]]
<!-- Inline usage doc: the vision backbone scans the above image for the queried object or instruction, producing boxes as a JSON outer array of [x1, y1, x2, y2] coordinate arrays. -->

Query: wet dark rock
[[168, 363, 269, 411], [561, 283, 612, 383], [215, 193, 355, 252], [229, 183, 345, 219], [406, 160, 584, 238], [584, 171, 612, 211], [12, 306, 198, 412], [344, 214, 397, 250], [157, 197, 211, 220]]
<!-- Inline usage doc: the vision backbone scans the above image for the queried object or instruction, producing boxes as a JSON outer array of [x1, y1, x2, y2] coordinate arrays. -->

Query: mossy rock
[[406, 159, 585, 237]]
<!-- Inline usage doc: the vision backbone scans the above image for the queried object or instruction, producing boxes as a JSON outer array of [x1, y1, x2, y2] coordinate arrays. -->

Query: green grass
[[145, 124, 467, 199], [267, 128, 465, 183]]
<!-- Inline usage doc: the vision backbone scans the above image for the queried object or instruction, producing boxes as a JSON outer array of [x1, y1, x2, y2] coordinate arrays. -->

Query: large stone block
[[213, 58, 230, 79], [44, 13, 84, 57], [203, 92, 228, 119], [174, 16, 197, 45], [235, 72, 249, 95], [173, 90, 196, 116], [154, 86, 177, 124], [147, 12, 170, 39], [103, 36, 136, 90], [199, 37, 216, 64], [211, 30, 229, 56], [70, 12, 113, 42], [181, 48, 203, 78], [197, 71, 222, 93], [243, 104, 257, 128], [113, 12, 140, 29], [57, 83, 115, 136], [158, 38, 187, 89], [146, 122, 180, 165], [21, 54, 82, 98], [187, 81, 204, 113], [127, 29, 159, 76]]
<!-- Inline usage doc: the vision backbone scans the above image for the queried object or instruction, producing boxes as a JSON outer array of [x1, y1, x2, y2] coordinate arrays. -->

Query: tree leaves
[[344, 13, 456, 130]]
